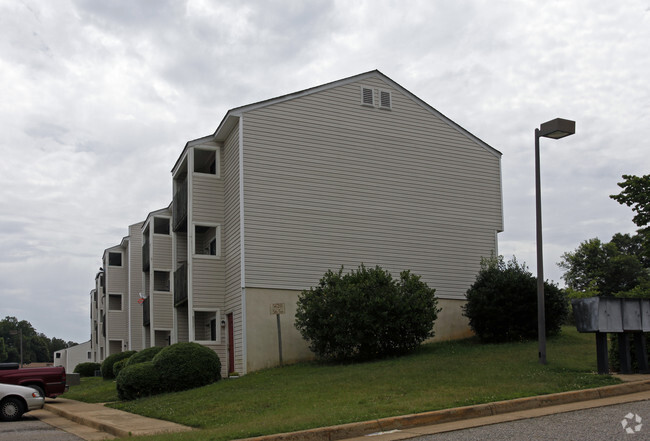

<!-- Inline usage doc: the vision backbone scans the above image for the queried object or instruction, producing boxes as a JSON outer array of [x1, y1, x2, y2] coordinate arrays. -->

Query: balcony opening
[[154, 217, 170, 235], [108, 294, 122, 311], [194, 225, 219, 256], [154, 271, 170, 292], [108, 252, 122, 267], [194, 149, 217, 175], [194, 310, 219, 342]]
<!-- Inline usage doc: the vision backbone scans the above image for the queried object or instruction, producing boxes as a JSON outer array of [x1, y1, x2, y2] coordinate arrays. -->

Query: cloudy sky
[[1, 0, 649, 344]]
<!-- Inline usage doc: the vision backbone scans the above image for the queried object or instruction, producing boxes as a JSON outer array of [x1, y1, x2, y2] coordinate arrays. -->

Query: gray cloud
[[1, 0, 649, 342]]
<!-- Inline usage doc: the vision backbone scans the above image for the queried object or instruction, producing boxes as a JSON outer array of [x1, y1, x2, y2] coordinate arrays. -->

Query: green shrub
[[113, 359, 128, 378], [294, 264, 440, 361], [463, 256, 568, 343], [116, 362, 162, 401], [73, 362, 101, 377], [101, 351, 136, 380], [152, 342, 221, 393], [125, 346, 164, 367]]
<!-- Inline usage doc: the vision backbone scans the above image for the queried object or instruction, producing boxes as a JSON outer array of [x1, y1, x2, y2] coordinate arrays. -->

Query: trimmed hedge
[[125, 346, 164, 367], [113, 359, 128, 378], [73, 362, 101, 377], [101, 350, 136, 379], [152, 342, 221, 393], [116, 362, 161, 401], [295, 265, 439, 361]]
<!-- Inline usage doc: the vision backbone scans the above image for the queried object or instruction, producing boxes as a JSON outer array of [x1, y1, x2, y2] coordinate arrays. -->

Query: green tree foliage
[[611, 174, 650, 264], [463, 256, 568, 342], [559, 234, 649, 297], [611, 174, 650, 230], [294, 265, 440, 361], [0, 316, 76, 363], [0, 337, 6, 362]]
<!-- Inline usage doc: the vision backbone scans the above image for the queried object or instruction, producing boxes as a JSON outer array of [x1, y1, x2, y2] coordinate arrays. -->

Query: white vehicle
[[0, 383, 44, 421]]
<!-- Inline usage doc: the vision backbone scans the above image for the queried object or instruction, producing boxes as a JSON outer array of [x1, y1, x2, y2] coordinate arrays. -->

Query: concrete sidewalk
[[29, 377, 650, 441], [39, 398, 193, 439]]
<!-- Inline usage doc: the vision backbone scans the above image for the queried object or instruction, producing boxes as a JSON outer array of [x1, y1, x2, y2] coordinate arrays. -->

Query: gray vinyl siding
[[240, 76, 502, 299], [223, 125, 244, 373], [152, 235, 172, 268], [128, 223, 144, 351], [154, 292, 173, 328], [192, 172, 224, 224], [192, 257, 225, 309]]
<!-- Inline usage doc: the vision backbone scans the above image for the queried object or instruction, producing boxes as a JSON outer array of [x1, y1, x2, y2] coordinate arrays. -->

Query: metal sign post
[[271, 303, 285, 366]]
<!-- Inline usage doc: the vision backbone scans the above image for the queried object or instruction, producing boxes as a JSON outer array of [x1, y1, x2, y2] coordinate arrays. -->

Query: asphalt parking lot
[[0, 414, 83, 441]]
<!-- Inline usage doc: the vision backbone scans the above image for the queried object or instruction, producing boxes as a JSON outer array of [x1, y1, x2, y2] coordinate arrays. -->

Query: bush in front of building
[[295, 264, 440, 362], [125, 346, 164, 367], [73, 362, 101, 377], [113, 359, 128, 378], [463, 256, 568, 342], [101, 350, 137, 380], [116, 362, 162, 401], [152, 342, 222, 393]]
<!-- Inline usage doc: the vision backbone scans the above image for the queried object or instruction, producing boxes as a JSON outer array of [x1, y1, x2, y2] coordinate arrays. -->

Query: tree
[[611, 174, 650, 230], [559, 237, 647, 297], [295, 265, 440, 361], [0, 316, 77, 363], [0, 337, 7, 362], [463, 256, 567, 342]]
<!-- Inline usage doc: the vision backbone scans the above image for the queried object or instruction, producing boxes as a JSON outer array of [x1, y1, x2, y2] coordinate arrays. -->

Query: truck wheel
[[28, 385, 45, 398], [0, 397, 24, 421]]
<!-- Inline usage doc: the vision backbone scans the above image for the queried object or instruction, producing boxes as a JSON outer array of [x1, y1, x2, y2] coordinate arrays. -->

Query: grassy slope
[[65, 328, 618, 441]]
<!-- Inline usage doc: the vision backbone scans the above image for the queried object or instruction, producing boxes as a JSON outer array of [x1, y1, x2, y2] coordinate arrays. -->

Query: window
[[194, 225, 220, 256], [56, 353, 61, 359], [108, 294, 122, 311], [108, 252, 122, 266], [194, 149, 218, 175], [153, 217, 170, 235]]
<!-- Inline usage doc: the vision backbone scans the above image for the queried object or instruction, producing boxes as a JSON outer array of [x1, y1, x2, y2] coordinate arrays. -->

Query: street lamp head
[[539, 118, 575, 139]]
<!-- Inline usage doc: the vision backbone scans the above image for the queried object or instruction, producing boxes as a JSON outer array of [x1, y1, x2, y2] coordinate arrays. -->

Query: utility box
[[572, 297, 623, 333]]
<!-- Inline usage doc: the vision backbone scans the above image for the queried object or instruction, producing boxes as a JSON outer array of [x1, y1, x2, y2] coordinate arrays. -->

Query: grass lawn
[[64, 327, 619, 441]]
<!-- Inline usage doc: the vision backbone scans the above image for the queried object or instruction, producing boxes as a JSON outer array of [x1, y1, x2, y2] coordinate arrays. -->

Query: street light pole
[[535, 128, 546, 364], [535, 118, 576, 365]]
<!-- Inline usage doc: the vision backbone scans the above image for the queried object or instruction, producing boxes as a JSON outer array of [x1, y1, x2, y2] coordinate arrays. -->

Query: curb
[[43, 402, 132, 438], [238, 380, 650, 441]]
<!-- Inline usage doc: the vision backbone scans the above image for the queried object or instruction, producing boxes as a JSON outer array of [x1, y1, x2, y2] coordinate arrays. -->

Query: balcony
[[173, 179, 188, 232], [174, 262, 188, 306], [143, 297, 150, 327], [142, 240, 150, 272]]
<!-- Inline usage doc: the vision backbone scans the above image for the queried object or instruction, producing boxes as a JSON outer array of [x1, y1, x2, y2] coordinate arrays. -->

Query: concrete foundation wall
[[244, 289, 472, 372]]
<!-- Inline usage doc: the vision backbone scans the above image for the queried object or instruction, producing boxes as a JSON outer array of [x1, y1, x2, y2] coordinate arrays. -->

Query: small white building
[[53, 340, 93, 373]]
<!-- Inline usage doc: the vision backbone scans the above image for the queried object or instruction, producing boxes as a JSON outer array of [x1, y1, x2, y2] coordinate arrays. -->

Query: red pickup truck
[[0, 363, 67, 398]]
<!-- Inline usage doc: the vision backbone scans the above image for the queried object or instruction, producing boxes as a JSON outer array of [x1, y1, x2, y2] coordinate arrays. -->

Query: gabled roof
[[210, 69, 501, 158]]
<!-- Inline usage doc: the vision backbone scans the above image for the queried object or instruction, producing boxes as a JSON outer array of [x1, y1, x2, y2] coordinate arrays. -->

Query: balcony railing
[[143, 297, 150, 327], [142, 240, 150, 272], [173, 179, 188, 232], [174, 262, 188, 306]]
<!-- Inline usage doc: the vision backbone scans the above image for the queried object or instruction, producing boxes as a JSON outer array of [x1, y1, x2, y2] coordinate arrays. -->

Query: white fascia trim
[[238, 116, 247, 375]]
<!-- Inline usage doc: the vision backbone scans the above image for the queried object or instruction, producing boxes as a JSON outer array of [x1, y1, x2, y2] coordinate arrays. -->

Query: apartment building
[[90, 70, 503, 377]]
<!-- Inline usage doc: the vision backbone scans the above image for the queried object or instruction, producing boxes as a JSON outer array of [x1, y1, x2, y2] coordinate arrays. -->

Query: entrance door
[[227, 313, 235, 374]]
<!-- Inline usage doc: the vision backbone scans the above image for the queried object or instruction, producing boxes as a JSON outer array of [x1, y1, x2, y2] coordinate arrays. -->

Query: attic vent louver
[[379, 90, 392, 109], [361, 87, 374, 106]]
